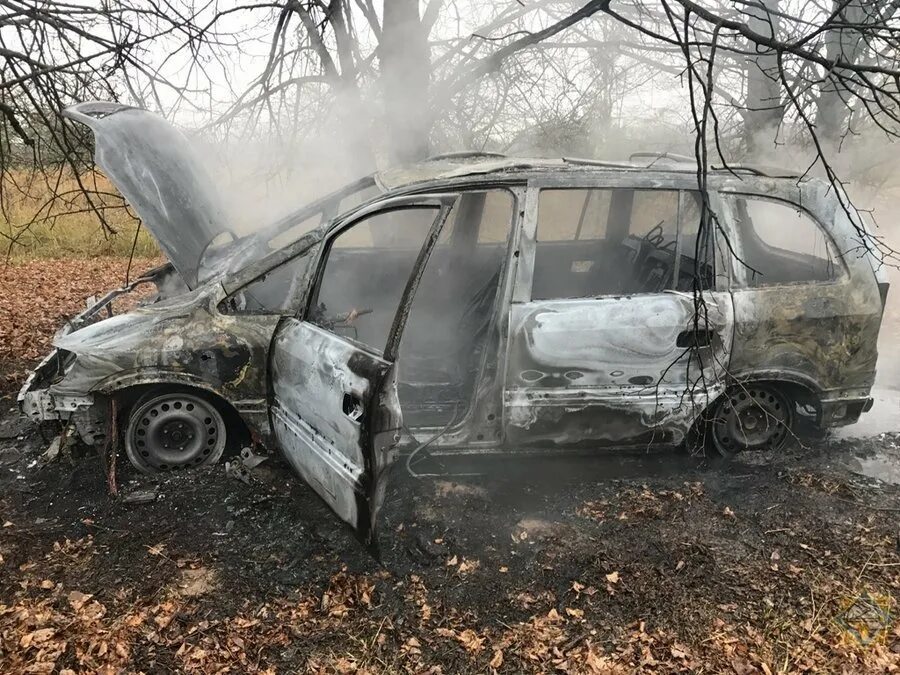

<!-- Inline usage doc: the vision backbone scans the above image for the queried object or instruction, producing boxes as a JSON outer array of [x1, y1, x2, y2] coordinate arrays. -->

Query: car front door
[[503, 180, 734, 448], [269, 195, 457, 546]]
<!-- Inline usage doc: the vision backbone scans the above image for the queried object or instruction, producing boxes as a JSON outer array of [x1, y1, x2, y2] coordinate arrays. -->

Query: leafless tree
[[4, 0, 900, 261], [0, 0, 225, 251]]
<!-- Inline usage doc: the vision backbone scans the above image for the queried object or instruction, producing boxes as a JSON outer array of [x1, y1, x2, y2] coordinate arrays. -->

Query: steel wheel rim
[[711, 386, 791, 454], [127, 393, 225, 472]]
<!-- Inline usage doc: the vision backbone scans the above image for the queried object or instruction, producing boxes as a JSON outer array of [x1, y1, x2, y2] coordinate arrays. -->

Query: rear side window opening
[[532, 188, 713, 300], [725, 194, 842, 288]]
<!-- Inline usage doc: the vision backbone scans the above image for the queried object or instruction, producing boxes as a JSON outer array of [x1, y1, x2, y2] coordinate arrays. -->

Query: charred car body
[[21, 102, 888, 542]]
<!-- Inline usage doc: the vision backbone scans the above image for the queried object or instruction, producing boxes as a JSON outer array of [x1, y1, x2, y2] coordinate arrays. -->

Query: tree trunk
[[742, 0, 784, 158], [816, 0, 869, 149], [380, 0, 432, 164]]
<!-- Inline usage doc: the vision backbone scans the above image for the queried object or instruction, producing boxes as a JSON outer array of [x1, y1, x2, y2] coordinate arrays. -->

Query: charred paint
[[18, 154, 887, 549], [503, 291, 732, 446], [21, 279, 280, 445], [722, 177, 884, 424], [270, 320, 398, 544]]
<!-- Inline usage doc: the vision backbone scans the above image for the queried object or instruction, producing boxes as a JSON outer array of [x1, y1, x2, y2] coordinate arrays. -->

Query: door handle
[[342, 393, 364, 421], [676, 329, 715, 348]]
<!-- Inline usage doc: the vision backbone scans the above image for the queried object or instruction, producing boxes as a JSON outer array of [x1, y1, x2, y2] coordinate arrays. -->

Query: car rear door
[[269, 195, 457, 546], [503, 178, 734, 447]]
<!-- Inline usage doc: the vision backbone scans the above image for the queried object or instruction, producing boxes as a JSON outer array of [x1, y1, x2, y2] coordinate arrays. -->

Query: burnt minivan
[[20, 102, 888, 542]]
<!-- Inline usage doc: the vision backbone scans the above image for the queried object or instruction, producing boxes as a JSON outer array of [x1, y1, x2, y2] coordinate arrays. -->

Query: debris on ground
[[121, 488, 159, 505], [0, 404, 897, 672]]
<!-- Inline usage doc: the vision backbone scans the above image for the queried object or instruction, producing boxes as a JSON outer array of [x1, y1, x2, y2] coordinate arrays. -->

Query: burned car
[[21, 102, 888, 542]]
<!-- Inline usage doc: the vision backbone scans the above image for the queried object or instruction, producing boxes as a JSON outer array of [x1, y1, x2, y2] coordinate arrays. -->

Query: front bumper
[[18, 349, 110, 446], [18, 266, 170, 442], [18, 349, 85, 420]]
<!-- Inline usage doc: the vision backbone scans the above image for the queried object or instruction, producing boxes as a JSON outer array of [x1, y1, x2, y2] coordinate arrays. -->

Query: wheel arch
[[101, 377, 252, 448], [687, 373, 822, 455], [724, 369, 824, 412]]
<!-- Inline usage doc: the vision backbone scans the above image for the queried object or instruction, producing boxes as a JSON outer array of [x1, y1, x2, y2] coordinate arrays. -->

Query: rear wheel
[[709, 385, 793, 456], [124, 390, 227, 474]]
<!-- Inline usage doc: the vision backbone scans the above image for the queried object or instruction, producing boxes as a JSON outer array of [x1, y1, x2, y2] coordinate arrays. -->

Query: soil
[[0, 384, 898, 673]]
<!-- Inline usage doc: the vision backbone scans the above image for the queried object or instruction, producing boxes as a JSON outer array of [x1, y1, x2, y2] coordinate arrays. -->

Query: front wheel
[[708, 385, 793, 457], [124, 390, 228, 473]]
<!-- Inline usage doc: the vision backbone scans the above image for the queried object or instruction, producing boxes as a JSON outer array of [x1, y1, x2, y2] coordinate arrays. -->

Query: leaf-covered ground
[[0, 409, 897, 673], [0, 257, 161, 387]]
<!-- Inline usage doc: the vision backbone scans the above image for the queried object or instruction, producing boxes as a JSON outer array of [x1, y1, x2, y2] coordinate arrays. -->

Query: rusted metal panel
[[720, 178, 882, 418], [503, 292, 733, 446]]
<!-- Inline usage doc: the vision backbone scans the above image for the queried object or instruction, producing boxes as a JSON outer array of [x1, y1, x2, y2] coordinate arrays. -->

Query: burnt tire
[[708, 384, 793, 457], [124, 390, 228, 474]]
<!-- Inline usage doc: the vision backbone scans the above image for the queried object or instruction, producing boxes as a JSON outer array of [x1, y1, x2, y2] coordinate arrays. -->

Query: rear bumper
[[818, 395, 874, 428]]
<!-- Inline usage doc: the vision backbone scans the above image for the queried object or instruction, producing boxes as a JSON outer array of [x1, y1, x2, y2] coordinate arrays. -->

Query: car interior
[[309, 191, 515, 429], [532, 188, 714, 300]]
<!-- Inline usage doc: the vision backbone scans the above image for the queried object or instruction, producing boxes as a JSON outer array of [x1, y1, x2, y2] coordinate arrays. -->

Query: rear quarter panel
[[722, 179, 882, 395]]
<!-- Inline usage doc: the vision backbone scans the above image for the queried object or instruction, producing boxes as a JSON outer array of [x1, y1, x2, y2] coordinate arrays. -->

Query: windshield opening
[[196, 176, 381, 284]]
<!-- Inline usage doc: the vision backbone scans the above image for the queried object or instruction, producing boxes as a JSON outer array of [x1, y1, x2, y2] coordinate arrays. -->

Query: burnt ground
[[0, 389, 898, 674]]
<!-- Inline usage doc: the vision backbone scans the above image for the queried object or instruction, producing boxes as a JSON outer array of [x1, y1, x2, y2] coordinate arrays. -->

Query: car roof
[[374, 152, 802, 191]]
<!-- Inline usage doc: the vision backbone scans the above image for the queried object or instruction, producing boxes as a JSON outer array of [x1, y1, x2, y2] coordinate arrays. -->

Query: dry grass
[[0, 169, 158, 259]]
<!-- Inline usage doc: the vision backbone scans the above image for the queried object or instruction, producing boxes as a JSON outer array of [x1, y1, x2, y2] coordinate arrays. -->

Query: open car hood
[[64, 102, 232, 288]]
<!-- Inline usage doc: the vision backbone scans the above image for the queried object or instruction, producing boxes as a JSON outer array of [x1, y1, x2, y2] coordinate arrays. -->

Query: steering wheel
[[637, 251, 674, 293], [641, 221, 666, 247]]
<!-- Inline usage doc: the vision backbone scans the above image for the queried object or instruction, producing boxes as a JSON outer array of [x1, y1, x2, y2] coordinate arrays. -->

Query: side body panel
[[721, 179, 882, 424], [505, 292, 733, 446], [503, 178, 733, 448]]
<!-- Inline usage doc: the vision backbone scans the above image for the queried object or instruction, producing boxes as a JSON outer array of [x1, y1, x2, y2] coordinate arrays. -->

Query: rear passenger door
[[504, 181, 733, 448]]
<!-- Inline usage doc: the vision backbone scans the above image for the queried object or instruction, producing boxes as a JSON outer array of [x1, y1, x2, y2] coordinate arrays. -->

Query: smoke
[[190, 100, 380, 237]]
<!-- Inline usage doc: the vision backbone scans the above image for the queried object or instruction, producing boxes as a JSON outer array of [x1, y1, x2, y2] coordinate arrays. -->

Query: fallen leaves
[[446, 554, 480, 575], [436, 626, 486, 653], [67, 591, 91, 611], [585, 482, 707, 523], [146, 542, 165, 556], [319, 568, 375, 618], [0, 256, 161, 384], [489, 648, 504, 668], [456, 558, 480, 575], [20, 627, 55, 649], [175, 568, 217, 598]]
